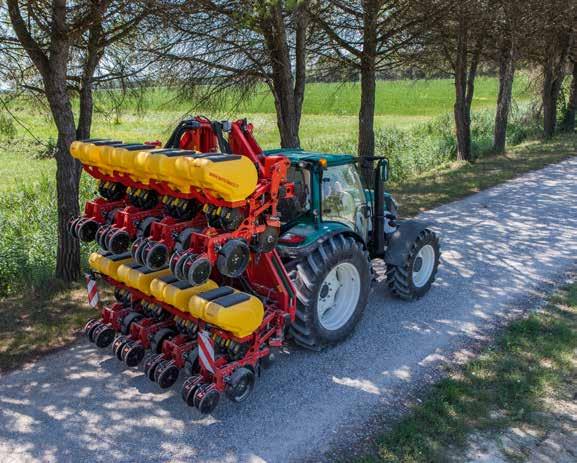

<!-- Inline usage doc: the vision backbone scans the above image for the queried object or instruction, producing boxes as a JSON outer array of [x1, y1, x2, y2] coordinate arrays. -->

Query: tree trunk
[[358, 0, 378, 186], [76, 83, 93, 140], [77, 23, 103, 140], [263, 4, 301, 148], [454, 17, 482, 162], [493, 39, 516, 154], [561, 59, 577, 132], [542, 35, 570, 139], [454, 17, 471, 162], [543, 65, 562, 138], [46, 77, 82, 282], [293, 1, 308, 132]]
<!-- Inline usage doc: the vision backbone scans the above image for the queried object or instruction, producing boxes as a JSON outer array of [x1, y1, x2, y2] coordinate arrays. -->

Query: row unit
[[71, 140, 258, 202], [89, 252, 263, 338]]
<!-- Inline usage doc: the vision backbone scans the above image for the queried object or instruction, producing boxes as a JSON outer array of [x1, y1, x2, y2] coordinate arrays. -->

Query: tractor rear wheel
[[288, 235, 370, 350], [386, 229, 440, 300]]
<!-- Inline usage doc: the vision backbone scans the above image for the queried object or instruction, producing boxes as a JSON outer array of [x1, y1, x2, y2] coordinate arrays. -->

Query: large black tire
[[288, 235, 371, 350], [386, 229, 440, 301]]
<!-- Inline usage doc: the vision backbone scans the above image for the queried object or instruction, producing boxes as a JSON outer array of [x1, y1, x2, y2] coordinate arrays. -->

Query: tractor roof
[[264, 148, 355, 166]]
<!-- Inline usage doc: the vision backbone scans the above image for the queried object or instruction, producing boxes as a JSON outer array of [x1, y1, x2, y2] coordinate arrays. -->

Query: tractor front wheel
[[289, 235, 370, 350], [386, 229, 440, 300]]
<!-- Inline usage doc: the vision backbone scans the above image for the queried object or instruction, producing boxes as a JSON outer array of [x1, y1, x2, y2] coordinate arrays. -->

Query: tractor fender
[[383, 220, 431, 267], [279, 228, 366, 262]]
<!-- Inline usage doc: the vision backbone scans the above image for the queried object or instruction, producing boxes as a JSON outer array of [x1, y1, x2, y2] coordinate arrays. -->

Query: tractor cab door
[[321, 164, 370, 239]]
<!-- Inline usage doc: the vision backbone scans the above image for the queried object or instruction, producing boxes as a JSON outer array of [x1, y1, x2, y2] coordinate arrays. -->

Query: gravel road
[[1, 158, 577, 463]]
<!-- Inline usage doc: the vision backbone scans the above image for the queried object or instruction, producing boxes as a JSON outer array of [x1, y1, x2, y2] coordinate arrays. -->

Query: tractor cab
[[266, 149, 395, 258]]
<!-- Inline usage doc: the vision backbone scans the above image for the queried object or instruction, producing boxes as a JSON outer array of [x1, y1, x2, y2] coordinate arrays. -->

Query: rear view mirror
[[380, 160, 389, 182]]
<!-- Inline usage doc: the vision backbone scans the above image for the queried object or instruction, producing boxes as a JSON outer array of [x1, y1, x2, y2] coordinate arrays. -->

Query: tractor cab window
[[322, 164, 367, 233], [278, 166, 311, 224]]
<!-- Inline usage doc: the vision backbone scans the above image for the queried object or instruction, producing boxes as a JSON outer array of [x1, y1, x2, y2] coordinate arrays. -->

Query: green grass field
[[1, 76, 531, 189], [91, 76, 530, 116]]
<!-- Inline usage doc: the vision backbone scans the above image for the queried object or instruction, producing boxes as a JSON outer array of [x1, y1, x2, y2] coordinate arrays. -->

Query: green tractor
[[268, 149, 441, 350]]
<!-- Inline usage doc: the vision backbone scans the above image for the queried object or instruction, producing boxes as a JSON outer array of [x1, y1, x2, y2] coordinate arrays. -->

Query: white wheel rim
[[412, 244, 435, 288], [316, 262, 361, 331]]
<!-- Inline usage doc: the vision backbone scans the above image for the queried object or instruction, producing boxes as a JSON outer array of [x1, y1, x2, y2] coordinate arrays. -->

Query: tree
[[155, 0, 312, 149], [561, 47, 577, 132], [523, 1, 577, 138], [5, 0, 152, 281], [408, 0, 487, 161], [489, 0, 525, 154], [311, 0, 441, 182]]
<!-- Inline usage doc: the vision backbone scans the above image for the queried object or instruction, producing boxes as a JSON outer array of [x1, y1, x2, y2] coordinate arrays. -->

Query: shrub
[[0, 174, 96, 297], [0, 112, 16, 141], [30, 138, 58, 160]]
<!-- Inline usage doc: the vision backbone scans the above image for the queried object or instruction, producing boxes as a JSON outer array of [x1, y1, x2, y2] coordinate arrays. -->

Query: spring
[[98, 180, 126, 201], [141, 301, 165, 319], [175, 317, 198, 336], [162, 195, 199, 220], [127, 187, 158, 209], [210, 333, 242, 357], [203, 204, 244, 231]]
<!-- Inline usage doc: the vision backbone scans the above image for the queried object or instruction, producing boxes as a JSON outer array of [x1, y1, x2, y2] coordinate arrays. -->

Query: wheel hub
[[316, 262, 361, 331], [413, 256, 423, 272], [412, 244, 436, 288]]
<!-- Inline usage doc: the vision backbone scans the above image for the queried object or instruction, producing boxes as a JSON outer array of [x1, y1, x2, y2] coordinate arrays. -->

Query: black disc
[[124, 343, 145, 367], [174, 251, 191, 281], [196, 387, 220, 414], [219, 207, 244, 231], [130, 238, 143, 262], [260, 351, 275, 370], [120, 340, 134, 362], [96, 224, 112, 250], [108, 229, 130, 255], [169, 250, 185, 275], [113, 337, 129, 360], [143, 353, 164, 381], [181, 375, 204, 407], [78, 219, 99, 243], [84, 319, 100, 340], [156, 360, 180, 389], [185, 255, 212, 286], [183, 348, 200, 376], [254, 226, 280, 253], [145, 242, 169, 270], [68, 217, 81, 238], [137, 240, 153, 266], [216, 239, 250, 278], [225, 367, 255, 403], [93, 325, 115, 348]]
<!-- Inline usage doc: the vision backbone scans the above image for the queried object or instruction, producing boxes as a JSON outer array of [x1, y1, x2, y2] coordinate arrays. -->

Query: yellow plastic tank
[[70, 140, 122, 171], [116, 263, 172, 296], [88, 252, 132, 280], [150, 276, 218, 312], [107, 144, 155, 175], [72, 141, 259, 202], [140, 151, 258, 201], [187, 286, 264, 338]]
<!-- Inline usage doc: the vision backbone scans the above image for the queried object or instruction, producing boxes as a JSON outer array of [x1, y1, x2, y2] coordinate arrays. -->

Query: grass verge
[[391, 133, 577, 217], [0, 284, 93, 372], [368, 281, 577, 463]]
